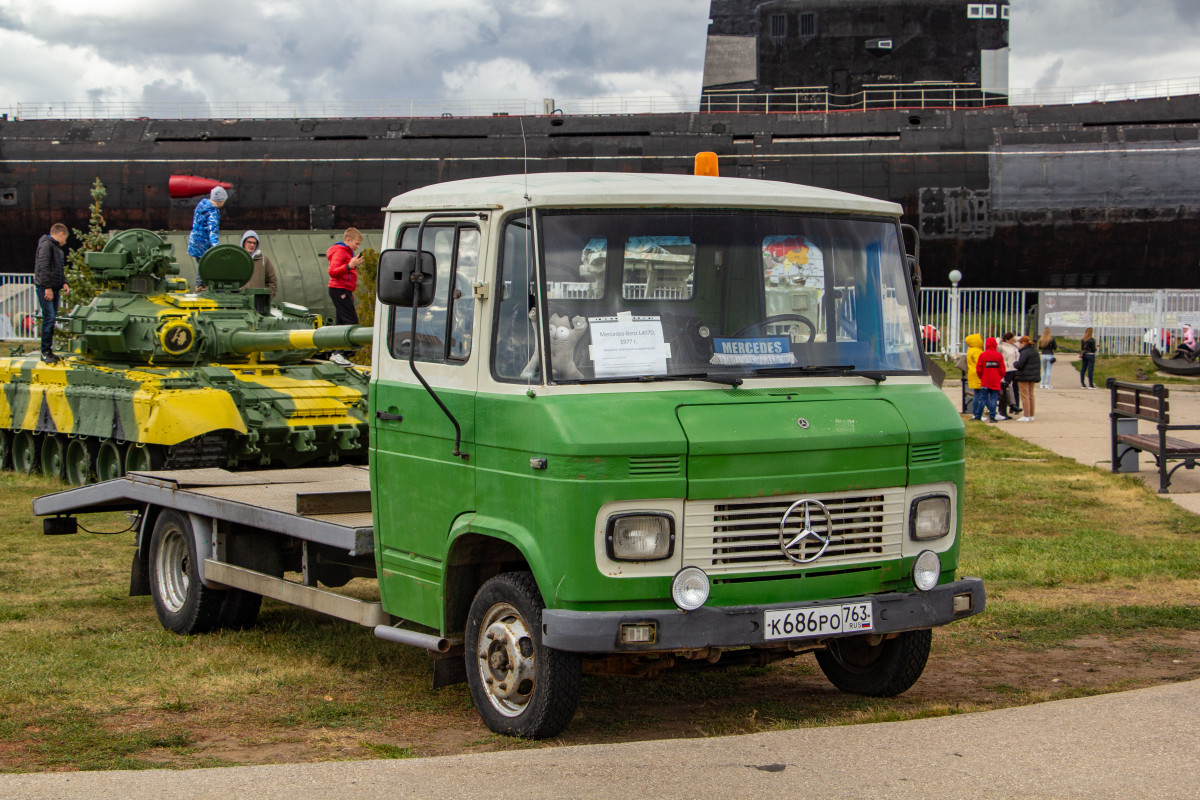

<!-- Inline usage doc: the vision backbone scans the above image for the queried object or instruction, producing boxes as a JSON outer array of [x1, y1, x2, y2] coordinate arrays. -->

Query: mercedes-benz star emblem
[[796, 418, 810, 429], [779, 498, 833, 564]]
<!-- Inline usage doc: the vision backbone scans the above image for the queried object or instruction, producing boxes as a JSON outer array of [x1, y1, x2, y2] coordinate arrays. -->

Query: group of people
[[32, 186, 368, 365], [963, 326, 1100, 421], [187, 187, 363, 363]]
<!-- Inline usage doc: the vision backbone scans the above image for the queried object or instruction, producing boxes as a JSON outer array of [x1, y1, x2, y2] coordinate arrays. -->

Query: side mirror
[[377, 248, 437, 307]]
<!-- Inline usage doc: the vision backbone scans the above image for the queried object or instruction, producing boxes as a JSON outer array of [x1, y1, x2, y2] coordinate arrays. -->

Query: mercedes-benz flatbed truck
[[34, 165, 985, 738]]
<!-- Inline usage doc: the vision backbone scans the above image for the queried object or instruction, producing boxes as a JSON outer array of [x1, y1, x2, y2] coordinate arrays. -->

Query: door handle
[[375, 411, 403, 422]]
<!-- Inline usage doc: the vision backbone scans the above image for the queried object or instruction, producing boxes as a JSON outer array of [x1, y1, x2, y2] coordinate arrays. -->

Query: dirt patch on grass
[[999, 580, 1200, 607]]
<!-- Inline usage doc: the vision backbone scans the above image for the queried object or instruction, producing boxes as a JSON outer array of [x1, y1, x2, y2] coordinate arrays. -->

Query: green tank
[[0, 229, 371, 484]]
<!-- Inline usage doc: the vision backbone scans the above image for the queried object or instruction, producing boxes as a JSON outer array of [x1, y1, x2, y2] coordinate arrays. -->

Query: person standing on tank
[[327, 227, 364, 366], [33, 222, 70, 364], [187, 186, 227, 286], [240, 230, 279, 300]]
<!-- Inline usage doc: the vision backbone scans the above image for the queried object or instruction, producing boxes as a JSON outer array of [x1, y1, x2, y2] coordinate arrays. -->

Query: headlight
[[912, 550, 941, 592], [606, 513, 675, 561], [910, 494, 952, 541], [671, 567, 710, 611]]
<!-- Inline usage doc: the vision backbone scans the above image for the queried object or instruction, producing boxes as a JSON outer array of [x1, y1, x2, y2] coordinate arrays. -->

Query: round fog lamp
[[671, 567, 710, 611], [912, 550, 941, 592]]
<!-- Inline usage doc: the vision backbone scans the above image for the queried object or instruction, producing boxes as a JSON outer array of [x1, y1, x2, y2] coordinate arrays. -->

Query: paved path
[[946, 354, 1200, 513], [0, 678, 1196, 800], [4, 356, 1197, 798]]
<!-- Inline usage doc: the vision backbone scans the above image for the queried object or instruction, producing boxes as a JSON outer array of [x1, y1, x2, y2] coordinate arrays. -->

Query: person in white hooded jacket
[[239, 230, 279, 300]]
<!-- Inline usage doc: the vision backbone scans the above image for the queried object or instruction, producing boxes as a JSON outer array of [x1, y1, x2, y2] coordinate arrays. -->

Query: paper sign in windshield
[[711, 337, 796, 366], [588, 316, 669, 377]]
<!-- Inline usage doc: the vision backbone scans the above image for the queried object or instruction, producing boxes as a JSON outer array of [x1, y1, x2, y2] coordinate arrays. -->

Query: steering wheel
[[732, 314, 817, 343]]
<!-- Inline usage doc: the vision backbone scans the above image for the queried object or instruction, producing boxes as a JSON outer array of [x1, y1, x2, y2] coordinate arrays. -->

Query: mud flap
[[432, 650, 467, 688], [129, 551, 150, 596]]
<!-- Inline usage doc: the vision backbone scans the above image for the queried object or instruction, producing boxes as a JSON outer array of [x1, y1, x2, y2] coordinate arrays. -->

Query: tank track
[[163, 433, 234, 470]]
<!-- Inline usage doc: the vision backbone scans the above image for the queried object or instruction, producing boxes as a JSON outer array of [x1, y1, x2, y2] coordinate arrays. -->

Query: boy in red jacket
[[327, 227, 364, 365], [974, 336, 1007, 422]]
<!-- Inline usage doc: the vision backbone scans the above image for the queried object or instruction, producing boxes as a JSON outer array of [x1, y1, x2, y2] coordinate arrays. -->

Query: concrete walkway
[[0, 678, 1196, 800], [947, 354, 1200, 513]]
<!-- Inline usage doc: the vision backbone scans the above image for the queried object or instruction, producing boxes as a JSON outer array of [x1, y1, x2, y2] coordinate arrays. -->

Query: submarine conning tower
[[702, 0, 1010, 106]]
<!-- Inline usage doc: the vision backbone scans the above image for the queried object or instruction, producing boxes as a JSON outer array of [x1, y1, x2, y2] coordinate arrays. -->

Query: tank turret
[[0, 229, 372, 484]]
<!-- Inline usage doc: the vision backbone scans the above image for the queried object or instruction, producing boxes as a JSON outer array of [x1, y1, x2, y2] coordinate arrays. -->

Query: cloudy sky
[[1, 1, 1199, 112]]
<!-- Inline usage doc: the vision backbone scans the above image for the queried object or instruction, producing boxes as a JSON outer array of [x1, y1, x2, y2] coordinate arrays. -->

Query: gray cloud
[[1, 0, 1198, 110]]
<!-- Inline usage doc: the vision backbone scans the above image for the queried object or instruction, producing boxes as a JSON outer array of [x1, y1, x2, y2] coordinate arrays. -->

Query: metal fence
[[918, 287, 1200, 358], [0, 274, 38, 341], [7, 271, 1199, 356]]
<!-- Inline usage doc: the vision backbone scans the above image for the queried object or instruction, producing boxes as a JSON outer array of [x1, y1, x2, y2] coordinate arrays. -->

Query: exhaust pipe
[[374, 624, 452, 653]]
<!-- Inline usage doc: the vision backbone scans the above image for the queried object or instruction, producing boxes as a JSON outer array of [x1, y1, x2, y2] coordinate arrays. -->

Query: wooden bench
[[1108, 379, 1200, 493]]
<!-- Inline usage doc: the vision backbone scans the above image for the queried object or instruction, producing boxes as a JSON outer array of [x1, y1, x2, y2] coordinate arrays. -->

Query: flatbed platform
[[32, 465, 375, 555]]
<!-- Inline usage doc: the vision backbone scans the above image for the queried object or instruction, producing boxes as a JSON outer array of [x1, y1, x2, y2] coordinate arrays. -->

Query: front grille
[[683, 489, 905, 574]]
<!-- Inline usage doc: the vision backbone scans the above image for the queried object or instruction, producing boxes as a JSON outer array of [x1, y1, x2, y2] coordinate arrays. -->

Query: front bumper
[[542, 577, 985, 653]]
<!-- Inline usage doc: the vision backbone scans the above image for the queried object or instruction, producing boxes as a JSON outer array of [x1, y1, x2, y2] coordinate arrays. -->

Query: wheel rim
[[65, 439, 92, 485], [40, 435, 65, 478], [96, 441, 124, 481], [13, 432, 36, 474], [476, 601, 537, 718], [125, 445, 157, 474], [153, 526, 190, 614]]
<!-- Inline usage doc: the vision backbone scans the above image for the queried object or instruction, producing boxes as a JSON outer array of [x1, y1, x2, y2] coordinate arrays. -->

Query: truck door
[[371, 222, 482, 627]]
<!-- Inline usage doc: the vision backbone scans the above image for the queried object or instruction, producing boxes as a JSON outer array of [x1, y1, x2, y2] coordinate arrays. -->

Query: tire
[[815, 629, 932, 697], [65, 438, 97, 485], [95, 441, 125, 482], [148, 510, 225, 634], [40, 434, 66, 479], [0, 429, 10, 470], [464, 572, 581, 738], [12, 431, 38, 474], [125, 444, 164, 474]]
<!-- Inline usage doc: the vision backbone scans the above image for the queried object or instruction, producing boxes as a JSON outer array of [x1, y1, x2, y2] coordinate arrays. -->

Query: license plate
[[763, 601, 873, 641]]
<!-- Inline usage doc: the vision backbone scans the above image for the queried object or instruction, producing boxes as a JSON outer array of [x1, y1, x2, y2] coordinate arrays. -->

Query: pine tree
[[65, 178, 107, 310], [351, 247, 378, 365]]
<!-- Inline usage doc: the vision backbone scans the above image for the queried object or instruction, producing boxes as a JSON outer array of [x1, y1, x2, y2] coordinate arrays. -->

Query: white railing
[[918, 287, 1200, 358], [0, 274, 38, 341], [5, 76, 1200, 121]]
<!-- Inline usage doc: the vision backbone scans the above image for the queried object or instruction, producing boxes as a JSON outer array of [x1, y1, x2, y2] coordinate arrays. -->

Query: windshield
[[493, 209, 923, 384]]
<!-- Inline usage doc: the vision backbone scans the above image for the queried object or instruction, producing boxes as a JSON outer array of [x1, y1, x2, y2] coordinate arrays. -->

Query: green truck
[[35, 170, 985, 738]]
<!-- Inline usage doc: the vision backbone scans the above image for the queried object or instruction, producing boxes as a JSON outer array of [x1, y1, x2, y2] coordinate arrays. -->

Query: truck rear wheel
[[465, 572, 580, 739], [149, 510, 225, 634], [815, 629, 932, 697]]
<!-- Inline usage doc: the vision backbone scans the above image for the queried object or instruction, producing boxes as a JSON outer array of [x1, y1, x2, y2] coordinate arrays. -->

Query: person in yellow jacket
[[965, 333, 985, 419]]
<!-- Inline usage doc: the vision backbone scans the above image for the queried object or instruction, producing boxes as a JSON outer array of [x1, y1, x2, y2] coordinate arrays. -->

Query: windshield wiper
[[752, 365, 888, 383], [575, 372, 743, 387]]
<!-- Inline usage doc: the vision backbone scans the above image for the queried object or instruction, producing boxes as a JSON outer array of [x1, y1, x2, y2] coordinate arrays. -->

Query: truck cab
[[370, 172, 983, 736]]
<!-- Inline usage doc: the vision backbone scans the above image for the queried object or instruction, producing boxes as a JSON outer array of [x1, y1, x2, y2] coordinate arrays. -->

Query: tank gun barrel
[[228, 325, 373, 355]]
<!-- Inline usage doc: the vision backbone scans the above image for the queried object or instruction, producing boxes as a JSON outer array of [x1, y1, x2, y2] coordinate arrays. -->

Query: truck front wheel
[[149, 510, 225, 635], [464, 572, 581, 739], [815, 629, 932, 697]]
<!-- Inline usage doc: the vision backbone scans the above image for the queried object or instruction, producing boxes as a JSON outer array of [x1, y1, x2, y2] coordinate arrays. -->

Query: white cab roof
[[383, 172, 901, 217]]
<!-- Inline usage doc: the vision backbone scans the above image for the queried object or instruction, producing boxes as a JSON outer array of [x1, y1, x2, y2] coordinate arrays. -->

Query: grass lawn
[[1, 426, 1198, 770]]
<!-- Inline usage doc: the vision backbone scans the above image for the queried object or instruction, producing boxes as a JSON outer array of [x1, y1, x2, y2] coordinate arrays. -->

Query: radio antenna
[[520, 117, 530, 201]]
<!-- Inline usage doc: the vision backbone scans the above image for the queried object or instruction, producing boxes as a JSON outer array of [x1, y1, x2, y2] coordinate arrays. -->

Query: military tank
[[0, 229, 372, 484]]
